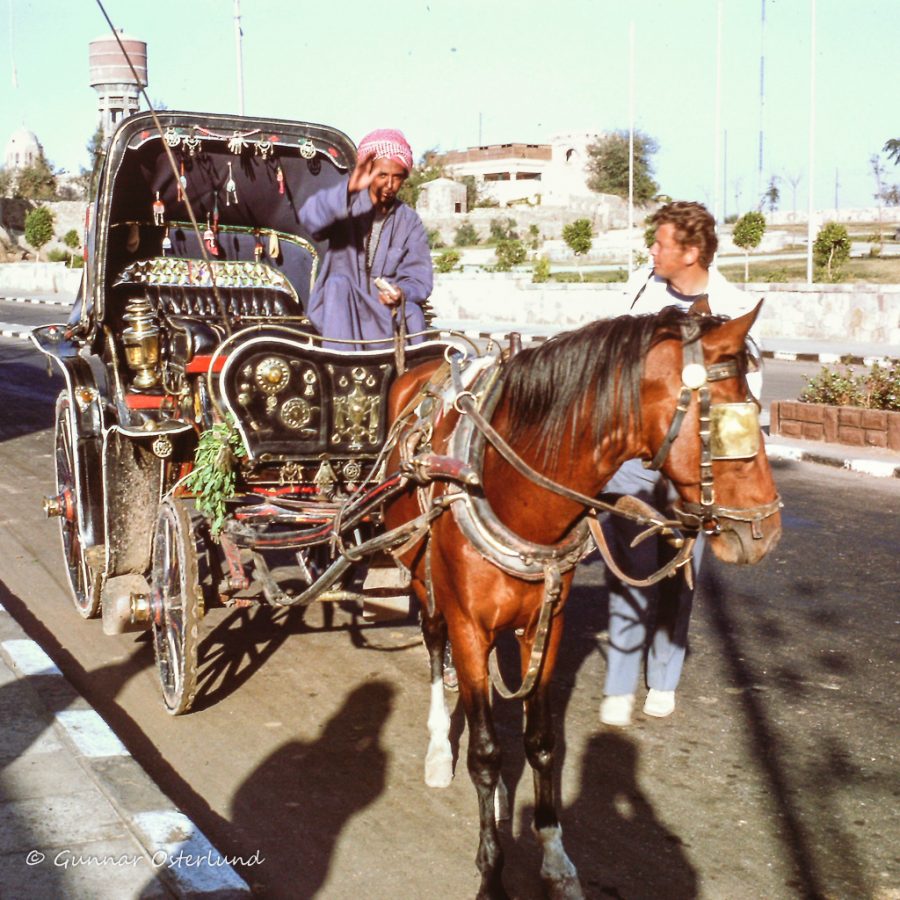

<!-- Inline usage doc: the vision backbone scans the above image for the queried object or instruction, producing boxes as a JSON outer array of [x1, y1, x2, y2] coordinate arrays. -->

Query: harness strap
[[488, 563, 562, 701], [586, 516, 697, 589]]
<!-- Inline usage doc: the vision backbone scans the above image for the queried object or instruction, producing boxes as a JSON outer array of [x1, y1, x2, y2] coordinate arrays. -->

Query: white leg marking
[[536, 824, 583, 899], [424, 676, 453, 787]]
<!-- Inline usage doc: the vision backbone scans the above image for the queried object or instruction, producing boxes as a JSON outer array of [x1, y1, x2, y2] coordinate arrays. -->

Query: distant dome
[[5, 127, 43, 170]]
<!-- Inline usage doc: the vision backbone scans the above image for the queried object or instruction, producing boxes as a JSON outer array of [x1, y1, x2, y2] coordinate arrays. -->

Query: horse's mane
[[499, 306, 732, 466]]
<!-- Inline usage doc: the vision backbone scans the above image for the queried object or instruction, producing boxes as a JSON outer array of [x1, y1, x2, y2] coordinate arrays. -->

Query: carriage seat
[[114, 257, 312, 362]]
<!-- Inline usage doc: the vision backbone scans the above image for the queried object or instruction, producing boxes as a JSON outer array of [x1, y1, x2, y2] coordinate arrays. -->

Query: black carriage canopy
[[78, 111, 356, 329]]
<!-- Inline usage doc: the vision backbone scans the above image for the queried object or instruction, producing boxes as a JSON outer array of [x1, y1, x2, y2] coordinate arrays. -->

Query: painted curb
[[0, 623, 251, 896], [765, 441, 900, 478]]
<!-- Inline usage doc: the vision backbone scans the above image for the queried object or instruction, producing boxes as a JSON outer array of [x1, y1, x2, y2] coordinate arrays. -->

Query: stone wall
[[420, 196, 632, 248], [0, 199, 88, 260], [427, 274, 900, 348], [0, 262, 82, 294]]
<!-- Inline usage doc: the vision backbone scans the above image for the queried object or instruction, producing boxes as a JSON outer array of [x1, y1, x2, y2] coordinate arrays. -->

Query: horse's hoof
[[424, 747, 453, 787], [542, 874, 585, 900]]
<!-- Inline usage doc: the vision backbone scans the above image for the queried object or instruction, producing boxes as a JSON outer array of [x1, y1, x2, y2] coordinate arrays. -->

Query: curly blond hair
[[650, 201, 718, 269]]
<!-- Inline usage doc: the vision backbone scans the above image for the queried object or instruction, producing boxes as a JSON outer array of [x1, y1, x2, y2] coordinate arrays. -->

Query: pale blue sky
[[2, 0, 897, 215]]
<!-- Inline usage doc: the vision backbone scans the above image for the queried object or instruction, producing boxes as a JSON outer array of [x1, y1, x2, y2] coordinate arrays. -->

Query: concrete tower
[[89, 30, 148, 137]]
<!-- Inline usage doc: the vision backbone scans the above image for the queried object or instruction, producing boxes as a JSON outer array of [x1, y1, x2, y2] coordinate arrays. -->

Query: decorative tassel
[[178, 160, 186, 202], [254, 231, 264, 262], [226, 161, 238, 206], [152, 192, 165, 226], [276, 164, 285, 195], [268, 230, 280, 259], [203, 214, 218, 256], [161, 228, 172, 255]]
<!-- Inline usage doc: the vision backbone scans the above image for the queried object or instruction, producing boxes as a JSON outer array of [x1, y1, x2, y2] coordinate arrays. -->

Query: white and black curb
[[0, 295, 71, 307], [765, 441, 900, 478], [0, 322, 33, 340], [0, 624, 251, 897]]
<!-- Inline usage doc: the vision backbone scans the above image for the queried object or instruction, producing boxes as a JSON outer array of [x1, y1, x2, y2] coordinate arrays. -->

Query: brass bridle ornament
[[645, 321, 783, 538]]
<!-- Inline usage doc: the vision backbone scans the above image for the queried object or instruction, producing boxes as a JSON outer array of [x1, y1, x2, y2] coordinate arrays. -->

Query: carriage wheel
[[150, 498, 201, 715], [53, 393, 101, 618]]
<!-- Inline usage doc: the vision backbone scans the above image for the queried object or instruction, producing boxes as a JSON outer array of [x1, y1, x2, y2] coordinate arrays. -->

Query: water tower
[[89, 30, 148, 137]]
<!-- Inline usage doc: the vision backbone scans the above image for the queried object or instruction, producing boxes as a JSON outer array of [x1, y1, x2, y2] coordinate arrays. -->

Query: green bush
[[493, 238, 527, 271], [47, 248, 69, 262], [63, 228, 81, 249], [453, 222, 480, 247], [800, 361, 900, 410], [489, 217, 519, 243], [532, 256, 551, 283], [426, 228, 445, 250], [434, 249, 461, 273], [813, 221, 851, 281], [24, 206, 55, 260]]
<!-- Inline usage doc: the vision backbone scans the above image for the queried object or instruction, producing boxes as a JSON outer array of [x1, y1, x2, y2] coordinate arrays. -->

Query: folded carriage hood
[[85, 110, 357, 327]]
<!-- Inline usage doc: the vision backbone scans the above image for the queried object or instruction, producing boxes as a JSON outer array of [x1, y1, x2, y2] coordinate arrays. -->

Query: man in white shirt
[[600, 201, 759, 727]]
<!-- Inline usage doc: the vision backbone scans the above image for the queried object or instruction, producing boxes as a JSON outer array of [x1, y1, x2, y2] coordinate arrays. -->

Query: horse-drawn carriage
[[34, 108, 784, 896], [32, 110, 471, 714]]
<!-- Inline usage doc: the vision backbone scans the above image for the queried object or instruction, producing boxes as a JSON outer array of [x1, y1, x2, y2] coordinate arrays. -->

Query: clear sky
[[2, 0, 897, 217]]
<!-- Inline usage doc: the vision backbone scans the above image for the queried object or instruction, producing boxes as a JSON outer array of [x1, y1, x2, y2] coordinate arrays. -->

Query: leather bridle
[[646, 321, 782, 537]]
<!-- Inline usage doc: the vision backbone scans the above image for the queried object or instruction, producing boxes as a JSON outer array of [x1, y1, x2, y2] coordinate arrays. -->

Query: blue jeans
[[602, 459, 706, 696]]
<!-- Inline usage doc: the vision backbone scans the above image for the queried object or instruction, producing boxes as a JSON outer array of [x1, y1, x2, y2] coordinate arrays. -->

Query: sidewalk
[[0, 606, 250, 898], [765, 431, 900, 479]]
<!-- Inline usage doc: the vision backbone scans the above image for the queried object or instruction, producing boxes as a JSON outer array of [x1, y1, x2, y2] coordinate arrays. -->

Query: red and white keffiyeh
[[357, 129, 413, 173]]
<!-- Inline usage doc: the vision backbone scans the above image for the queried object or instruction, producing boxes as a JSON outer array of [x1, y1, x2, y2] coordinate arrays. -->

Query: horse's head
[[642, 302, 782, 564]]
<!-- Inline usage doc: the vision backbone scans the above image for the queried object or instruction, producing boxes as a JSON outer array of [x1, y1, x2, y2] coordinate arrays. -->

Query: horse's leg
[[421, 610, 453, 787], [461, 670, 507, 900], [523, 619, 584, 900]]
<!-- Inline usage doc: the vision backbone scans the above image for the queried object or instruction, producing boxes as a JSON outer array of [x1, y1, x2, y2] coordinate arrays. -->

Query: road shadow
[[228, 680, 395, 898]]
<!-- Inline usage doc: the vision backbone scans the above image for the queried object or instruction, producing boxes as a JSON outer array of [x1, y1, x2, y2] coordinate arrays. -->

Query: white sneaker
[[643, 689, 676, 718], [600, 694, 635, 727]]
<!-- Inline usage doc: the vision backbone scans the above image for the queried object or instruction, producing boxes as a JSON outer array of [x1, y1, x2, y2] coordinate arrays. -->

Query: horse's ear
[[689, 295, 712, 316], [705, 299, 765, 354]]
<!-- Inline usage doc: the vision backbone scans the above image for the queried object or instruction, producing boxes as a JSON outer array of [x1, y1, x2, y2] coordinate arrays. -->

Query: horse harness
[[387, 321, 780, 699], [646, 320, 782, 539]]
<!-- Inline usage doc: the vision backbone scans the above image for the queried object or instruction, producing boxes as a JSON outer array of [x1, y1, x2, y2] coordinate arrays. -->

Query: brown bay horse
[[383, 304, 782, 898]]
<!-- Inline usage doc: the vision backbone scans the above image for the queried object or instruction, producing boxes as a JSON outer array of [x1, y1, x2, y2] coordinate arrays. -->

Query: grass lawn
[[718, 255, 900, 284]]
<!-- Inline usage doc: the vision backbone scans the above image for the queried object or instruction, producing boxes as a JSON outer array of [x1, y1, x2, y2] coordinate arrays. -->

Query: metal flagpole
[[628, 20, 635, 274], [806, 0, 816, 284], [714, 0, 723, 224], [234, 0, 245, 115]]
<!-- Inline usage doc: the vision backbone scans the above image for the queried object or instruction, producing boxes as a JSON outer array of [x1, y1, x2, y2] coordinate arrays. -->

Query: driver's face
[[369, 158, 408, 210]]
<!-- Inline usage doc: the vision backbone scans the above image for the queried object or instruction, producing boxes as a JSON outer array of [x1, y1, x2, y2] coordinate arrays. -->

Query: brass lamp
[[121, 297, 160, 389]]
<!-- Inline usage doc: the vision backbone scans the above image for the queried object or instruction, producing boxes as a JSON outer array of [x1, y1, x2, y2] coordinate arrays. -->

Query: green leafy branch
[[184, 418, 247, 537]]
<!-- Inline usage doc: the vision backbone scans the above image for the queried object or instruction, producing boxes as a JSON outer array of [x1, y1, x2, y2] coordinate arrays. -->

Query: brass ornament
[[152, 435, 173, 458], [254, 357, 291, 395], [709, 402, 761, 460], [681, 363, 708, 390], [279, 397, 312, 430]]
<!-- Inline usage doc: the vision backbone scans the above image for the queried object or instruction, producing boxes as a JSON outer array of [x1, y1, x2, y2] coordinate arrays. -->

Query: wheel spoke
[[151, 499, 201, 714]]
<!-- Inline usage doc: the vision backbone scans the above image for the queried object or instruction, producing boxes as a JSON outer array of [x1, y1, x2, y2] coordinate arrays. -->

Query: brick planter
[[770, 401, 900, 451]]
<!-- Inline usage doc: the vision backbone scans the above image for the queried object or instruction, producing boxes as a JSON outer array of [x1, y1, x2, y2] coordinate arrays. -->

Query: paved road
[[0, 330, 897, 898]]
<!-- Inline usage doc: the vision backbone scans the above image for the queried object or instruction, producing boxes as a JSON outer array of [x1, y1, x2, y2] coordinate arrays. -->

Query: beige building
[[434, 131, 602, 208], [417, 177, 468, 216]]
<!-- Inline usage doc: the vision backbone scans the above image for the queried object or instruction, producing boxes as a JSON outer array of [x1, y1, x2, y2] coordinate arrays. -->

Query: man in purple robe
[[299, 129, 433, 350]]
